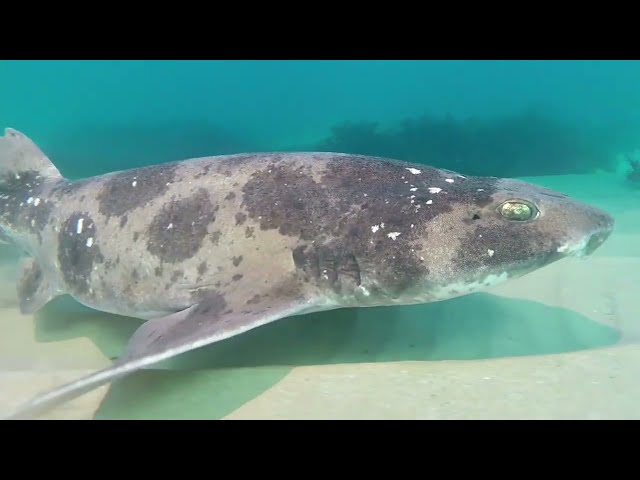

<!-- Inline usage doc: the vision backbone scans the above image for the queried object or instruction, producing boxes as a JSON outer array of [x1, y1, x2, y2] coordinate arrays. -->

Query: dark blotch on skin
[[246, 294, 261, 305], [194, 164, 212, 179], [120, 215, 128, 228], [197, 262, 208, 276], [232, 255, 243, 267], [241, 155, 498, 294], [245, 226, 254, 238], [155, 266, 163, 276], [232, 274, 243, 281], [170, 270, 184, 282], [58, 212, 104, 295], [133, 232, 140, 242], [193, 293, 227, 316], [97, 163, 179, 219], [146, 188, 218, 263], [210, 231, 221, 245], [235, 212, 247, 226], [225, 192, 236, 201], [0, 170, 55, 242]]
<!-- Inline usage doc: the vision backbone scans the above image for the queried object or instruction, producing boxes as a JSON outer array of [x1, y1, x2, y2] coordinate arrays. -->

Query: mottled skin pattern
[[1, 151, 614, 320]]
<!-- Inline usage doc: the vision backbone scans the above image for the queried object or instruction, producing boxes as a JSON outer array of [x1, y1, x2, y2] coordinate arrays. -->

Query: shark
[[0, 128, 615, 419]]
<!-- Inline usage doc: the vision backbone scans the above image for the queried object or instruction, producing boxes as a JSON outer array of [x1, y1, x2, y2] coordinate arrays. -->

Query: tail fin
[[0, 128, 62, 183]]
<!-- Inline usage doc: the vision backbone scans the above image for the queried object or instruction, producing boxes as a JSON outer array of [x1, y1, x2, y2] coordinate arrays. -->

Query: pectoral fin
[[3, 287, 320, 420]]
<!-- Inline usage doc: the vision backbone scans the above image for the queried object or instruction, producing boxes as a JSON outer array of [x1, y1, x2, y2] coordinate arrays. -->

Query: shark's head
[[272, 156, 615, 307], [491, 178, 614, 259], [401, 175, 615, 302]]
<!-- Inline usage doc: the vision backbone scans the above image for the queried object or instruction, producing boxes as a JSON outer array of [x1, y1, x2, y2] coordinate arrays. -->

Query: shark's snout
[[581, 212, 615, 256], [567, 206, 615, 258]]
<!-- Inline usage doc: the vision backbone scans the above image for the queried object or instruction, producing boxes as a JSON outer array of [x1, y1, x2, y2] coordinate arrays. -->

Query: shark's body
[[0, 128, 614, 419]]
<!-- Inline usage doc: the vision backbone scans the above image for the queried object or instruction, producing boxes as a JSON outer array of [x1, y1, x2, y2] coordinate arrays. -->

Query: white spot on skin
[[428, 187, 442, 194], [380, 222, 385, 229], [371, 225, 380, 233], [477, 188, 484, 192], [15, 173, 20, 180], [86, 237, 94, 247], [409, 187, 418, 192], [426, 199, 433, 205], [357, 285, 371, 296], [27, 197, 33, 204], [406, 167, 422, 175], [34, 198, 40, 206], [30, 219, 35, 227], [445, 178, 454, 183], [387, 232, 401, 240], [132, 181, 137, 187], [167, 223, 173, 230], [76, 218, 84, 234], [487, 249, 495, 257]]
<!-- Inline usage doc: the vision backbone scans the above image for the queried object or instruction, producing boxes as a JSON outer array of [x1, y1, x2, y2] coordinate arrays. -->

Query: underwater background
[[0, 60, 639, 419], [2, 60, 640, 179]]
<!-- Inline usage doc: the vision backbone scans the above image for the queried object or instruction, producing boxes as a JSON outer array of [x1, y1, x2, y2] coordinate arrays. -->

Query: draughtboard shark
[[0, 128, 614, 419]]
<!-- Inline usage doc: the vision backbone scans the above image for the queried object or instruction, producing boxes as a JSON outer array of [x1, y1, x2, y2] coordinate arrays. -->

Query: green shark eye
[[498, 200, 538, 221]]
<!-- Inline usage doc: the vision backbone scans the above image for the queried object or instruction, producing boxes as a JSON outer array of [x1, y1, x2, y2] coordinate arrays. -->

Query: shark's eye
[[497, 200, 538, 221]]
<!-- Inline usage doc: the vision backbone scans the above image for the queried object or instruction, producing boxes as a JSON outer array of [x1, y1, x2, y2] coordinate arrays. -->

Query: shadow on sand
[[31, 292, 621, 419]]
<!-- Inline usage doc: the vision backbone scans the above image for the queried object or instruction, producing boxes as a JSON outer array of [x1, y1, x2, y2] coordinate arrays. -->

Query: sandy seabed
[[0, 172, 638, 420]]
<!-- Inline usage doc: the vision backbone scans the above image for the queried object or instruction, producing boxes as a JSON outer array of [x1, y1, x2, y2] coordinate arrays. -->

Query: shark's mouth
[[582, 228, 612, 257], [556, 226, 613, 259]]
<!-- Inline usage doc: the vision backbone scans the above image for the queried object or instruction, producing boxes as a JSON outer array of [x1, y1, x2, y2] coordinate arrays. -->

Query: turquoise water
[[1, 60, 638, 419], [1, 60, 639, 178]]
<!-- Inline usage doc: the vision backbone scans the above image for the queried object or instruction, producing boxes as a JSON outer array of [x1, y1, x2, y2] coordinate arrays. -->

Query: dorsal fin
[[0, 128, 62, 183]]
